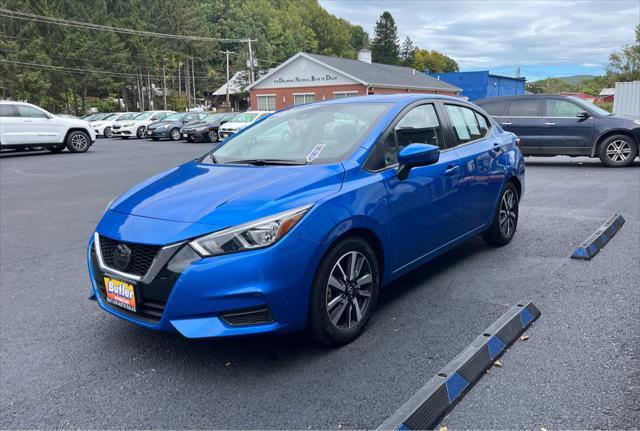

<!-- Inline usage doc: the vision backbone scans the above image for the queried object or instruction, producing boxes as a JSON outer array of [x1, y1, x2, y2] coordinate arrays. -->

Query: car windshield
[[118, 113, 136, 121], [162, 113, 186, 122], [233, 113, 259, 123], [102, 113, 118, 120], [222, 113, 239, 121], [204, 113, 225, 122], [210, 103, 390, 165], [134, 112, 154, 120]]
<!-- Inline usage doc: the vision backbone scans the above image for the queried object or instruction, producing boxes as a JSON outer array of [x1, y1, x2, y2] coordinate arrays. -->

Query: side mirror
[[397, 143, 440, 180], [47, 113, 54, 119], [576, 110, 590, 119]]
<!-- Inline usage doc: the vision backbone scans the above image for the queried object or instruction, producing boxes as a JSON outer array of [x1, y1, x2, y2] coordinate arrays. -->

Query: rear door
[[541, 98, 594, 155], [500, 98, 544, 153], [443, 103, 506, 234], [14, 104, 60, 144], [0, 104, 23, 145]]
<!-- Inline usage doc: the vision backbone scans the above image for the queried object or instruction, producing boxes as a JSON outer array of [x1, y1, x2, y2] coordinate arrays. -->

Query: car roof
[[475, 94, 575, 103]]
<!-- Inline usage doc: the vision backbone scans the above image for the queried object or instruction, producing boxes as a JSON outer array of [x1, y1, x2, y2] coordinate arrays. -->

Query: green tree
[[412, 49, 459, 73], [606, 24, 640, 81], [371, 11, 399, 64], [400, 36, 414, 66]]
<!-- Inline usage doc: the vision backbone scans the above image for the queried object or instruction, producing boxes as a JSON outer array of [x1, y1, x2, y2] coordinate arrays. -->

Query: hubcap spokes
[[606, 140, 631, 162], [71, 134, 87, 150], [499, 190, 517, 237], [326, 251, 372, 329]]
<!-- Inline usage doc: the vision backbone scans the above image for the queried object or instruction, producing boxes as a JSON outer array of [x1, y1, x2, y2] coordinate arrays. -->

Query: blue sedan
[[88, 94, 525, 345]]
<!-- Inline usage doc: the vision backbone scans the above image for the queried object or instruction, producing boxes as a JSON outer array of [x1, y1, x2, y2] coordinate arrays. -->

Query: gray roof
[[305, 53, 460, 92]]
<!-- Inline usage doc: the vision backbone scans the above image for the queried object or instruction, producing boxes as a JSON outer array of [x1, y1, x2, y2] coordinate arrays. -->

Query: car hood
[[184, 120, 221, 128], [148, 120, 180, 128], [220, 121, 251, 130], [109, 160, 344, 228]]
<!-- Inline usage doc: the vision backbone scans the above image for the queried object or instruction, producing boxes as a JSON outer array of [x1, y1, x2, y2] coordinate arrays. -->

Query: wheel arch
[[63, 127, 91, 144], [592, 129, 638, 157]]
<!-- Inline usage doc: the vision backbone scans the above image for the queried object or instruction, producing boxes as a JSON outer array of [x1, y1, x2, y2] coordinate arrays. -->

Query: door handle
[[23, 119, 34, 123], [545, 122, 556, 126], [492, 143, 501, 152], [501, 122, 512, 126], [444, 165, 460, 176]]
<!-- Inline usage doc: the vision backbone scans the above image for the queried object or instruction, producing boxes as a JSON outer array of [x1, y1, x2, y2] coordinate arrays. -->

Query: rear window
[[507, 99, 541, 116], [477, 100, 507, 116], [0, 104, 17, 117]]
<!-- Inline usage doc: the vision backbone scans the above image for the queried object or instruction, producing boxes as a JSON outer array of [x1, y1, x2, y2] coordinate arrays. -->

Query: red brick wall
[[250, 85, 459, 110]]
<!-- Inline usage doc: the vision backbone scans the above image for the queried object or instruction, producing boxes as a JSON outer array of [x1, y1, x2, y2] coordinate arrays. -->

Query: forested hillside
[[0, 0, 372, 113]]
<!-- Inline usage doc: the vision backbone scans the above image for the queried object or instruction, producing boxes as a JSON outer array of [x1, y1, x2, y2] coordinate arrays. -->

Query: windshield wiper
[[225, 159, 307, 166]]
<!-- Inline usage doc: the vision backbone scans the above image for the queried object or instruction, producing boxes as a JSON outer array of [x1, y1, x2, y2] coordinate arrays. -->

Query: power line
[[0, 59, 222, 81], [0, 8, 253, 43]]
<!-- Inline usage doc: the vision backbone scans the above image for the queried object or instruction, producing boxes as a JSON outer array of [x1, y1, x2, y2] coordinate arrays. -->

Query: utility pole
[[221, 50, 233, 112], [178, 63, 182, 110], [185, 61, 190, 111], [162, 60, 167, 110], [147, 67, 152, 110], [247, 39, 256, 84], [191, 57, 196, 109]]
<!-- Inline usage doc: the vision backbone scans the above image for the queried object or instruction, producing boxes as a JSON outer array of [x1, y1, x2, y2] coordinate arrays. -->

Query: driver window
[[16, 105, 48, 119], [383, 104, 443, 166], [546, 100, 582, 117]]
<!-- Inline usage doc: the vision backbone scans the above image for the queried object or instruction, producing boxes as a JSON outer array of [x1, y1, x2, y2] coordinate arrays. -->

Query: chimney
[[357, 49, 372, 64]]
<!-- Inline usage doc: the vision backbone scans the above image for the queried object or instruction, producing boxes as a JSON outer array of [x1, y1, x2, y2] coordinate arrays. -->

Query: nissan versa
[[88, 94, 525, 345]]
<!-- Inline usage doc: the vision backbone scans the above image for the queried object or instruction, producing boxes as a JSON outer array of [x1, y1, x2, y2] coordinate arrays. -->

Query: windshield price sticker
[[306, 144, 326, 162]]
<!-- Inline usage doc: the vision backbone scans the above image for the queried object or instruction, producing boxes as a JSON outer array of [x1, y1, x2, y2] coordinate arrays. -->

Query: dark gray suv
[[476, 95, 640, 167]]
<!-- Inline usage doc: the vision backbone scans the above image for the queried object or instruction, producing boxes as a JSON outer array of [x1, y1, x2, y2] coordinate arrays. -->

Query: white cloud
[[319, 0, 639, 74]]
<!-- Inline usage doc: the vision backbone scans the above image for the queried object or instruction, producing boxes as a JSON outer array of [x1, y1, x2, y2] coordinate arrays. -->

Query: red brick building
[[247, 50, 461, 111]]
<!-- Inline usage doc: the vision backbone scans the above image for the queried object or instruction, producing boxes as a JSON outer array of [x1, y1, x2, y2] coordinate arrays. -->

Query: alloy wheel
[[104, 127, 112, 138], [70, 133, 88, 151], [208, 130, 218, 143], [171, 129, 180, 140], [325, 251, 373, 330], [499, 189, 517, 238], [605, 139, 632, 163]]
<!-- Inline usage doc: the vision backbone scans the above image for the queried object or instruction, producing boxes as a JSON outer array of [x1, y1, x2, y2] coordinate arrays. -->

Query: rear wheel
[[186, 135, 194, 143], [308, 237, 379, 346], [136, 126, 146, 139], [65, 131, 90, 153], [103, 126, 112, 138], [482, 182, 519, 245], [598, 135, 637, 167], [170, 128, 181, 141]]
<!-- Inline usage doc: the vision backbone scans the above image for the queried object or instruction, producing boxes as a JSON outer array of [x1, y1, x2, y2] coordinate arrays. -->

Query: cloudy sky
[[319, 0, 639, 80]]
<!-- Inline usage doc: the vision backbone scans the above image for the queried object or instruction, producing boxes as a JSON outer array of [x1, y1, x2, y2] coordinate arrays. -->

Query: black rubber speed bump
[[378, 302, 541, 431], [571, 214, 625, 260]]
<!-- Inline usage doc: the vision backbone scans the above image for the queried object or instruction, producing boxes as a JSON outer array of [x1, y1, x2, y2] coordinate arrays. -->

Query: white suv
[[111, 110, 174, 139], [0, 101, 96, 153]]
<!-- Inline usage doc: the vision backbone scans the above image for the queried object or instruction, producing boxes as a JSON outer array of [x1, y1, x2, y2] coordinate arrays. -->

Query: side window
[[15, 105, 49, 119], [507, 99, 541, 116], [445, 105, 488, 144], [546, 100, 583, 117], [0, 104, 17, 117], [478, 100, 507, 116], [381, 104, 443, 167]]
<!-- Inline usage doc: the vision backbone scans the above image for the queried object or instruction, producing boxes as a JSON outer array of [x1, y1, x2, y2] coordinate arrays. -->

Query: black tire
[[598, 134, 638, 167], [186, 136, 194, 143], [482, 182, 519, 246], [206, 129, 218, 143], [169, 128, 181, 141], [121, 136, 129, 139], [308, 236, 380, 346], [136, 126, 146, 139], [151, 137, 159, 141], [47, 145, 65, 153], [65, 131, 91, 153], [103, 126, 112, 138]]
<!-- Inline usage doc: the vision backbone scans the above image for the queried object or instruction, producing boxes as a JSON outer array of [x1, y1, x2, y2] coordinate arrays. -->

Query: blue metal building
[[428, 71, 526, 101]]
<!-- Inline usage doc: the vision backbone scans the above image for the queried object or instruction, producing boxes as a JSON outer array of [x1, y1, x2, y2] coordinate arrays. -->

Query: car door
[[443, 103, 506, 234], [372, 103, 464, 271], [541, 98, 594, 155], [14, 104, 60, 144], [500, 98, 544, 154], [0, 104, 23, 145]]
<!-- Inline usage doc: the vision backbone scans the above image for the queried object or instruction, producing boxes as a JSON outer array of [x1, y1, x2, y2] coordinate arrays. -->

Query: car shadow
[[0, 149, 58, 159], [524, 157, 640, 168]]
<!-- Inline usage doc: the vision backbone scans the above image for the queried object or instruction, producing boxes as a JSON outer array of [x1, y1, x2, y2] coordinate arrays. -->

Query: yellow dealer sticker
[[104, 277, 136, 312]]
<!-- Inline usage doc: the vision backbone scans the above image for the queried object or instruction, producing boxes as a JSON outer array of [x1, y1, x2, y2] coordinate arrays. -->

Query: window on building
[[334, 92, 358, 99], [257, 95, 276, 111], [293, 93, 315, 105]]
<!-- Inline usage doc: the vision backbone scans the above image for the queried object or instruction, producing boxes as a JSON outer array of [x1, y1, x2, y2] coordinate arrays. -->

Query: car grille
[[220, 307, 275, 326], [112, 125, 121, 129], [99, 235, 161, 277]]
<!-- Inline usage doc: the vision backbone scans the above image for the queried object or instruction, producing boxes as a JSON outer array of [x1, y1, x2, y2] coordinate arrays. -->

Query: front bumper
[[112, 125, 140, 137], [146, 128, 170, 138], [218, 130, 237, 139], [88, 228, 319, 339]]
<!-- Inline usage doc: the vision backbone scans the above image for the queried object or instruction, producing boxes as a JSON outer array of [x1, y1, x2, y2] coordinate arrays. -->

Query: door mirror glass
[[397, 144, 440, 179], [576, 110, 590, 119]]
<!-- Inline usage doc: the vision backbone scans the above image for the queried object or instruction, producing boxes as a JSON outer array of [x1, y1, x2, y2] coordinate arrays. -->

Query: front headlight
[[157, 124, 169, 129], [104, 197, 116, 214], [189, 204, 312, 256], [633, 119, 640, 126], [122, 123, 134, 127], [196, 126, 209, 131]]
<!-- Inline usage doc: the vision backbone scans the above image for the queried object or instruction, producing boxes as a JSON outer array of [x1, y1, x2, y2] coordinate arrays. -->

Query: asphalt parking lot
[[1, 138, 639, 429]]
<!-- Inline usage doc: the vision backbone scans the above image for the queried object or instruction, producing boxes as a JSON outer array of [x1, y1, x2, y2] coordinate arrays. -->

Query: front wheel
[[308, 237, 380, 346], [65, 131, 91, 153], [103, 126, 112, 138], [482, 182, 519, 245], [598, 135, 637, 167], [136, 126, 146, 139], [206, 129, 218, 143], [169, 128, 181, 141]]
